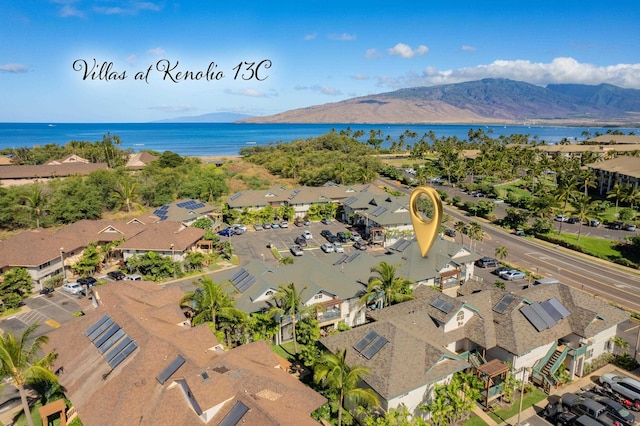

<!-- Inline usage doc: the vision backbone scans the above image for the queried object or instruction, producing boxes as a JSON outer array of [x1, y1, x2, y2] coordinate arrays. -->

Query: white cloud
[[365, 48, 380, 60], [378, 57, 640, 90], [294, 85, 343, 96], [329, 33, 356, 41], [0, 63, 28, 73], [58, 4, 84, 18], [351, 74, 369, 80], [148, 47, 165, 56], [388, 43, 429, 59], [224, 88, 271, 98], [148, 105, 197, 113], [461, 45, 477, 52], [93, 1, 161, 15], [304, 33, 318, 41]]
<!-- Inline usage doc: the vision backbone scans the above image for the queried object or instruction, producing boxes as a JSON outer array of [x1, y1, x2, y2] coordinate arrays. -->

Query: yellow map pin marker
[[409, 186, 444, 257]]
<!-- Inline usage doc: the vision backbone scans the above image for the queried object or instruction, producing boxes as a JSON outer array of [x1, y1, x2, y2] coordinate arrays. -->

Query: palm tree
[[314, 349, 379, 426], [359, 262, 414, 310], [268, 283, 310, 354], [179, 277, 241, 330], [0, 324, 59, 426], [467, 222, 484, 251], [607, 183, 628, 215], [554, 176, 579, 235], [610, 336, 630, 356], [454, 221, 467, 247], [495, 246, 508, 262], [570, 194, 596, 241], [20, 184, 47, 228], [113, 178, 140, 213]]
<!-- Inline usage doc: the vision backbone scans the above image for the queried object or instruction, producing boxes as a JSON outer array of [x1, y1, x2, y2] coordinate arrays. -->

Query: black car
[[78, 277, 97, 287], [475, 257, 499, 268], [337, 231, 350, 243], [445, 228, 456, 237], [320, 229, 333, 239], [294, 236, 308, 247], [353, 240, 367, 250], [107, 271, 125, 281], [328, 235, 340, 244], [39, 287, 54, 295], [581, 392, 635, 426]]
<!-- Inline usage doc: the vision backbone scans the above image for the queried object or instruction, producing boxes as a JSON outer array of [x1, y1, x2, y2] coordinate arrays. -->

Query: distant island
[[152, 112, 254, 123]]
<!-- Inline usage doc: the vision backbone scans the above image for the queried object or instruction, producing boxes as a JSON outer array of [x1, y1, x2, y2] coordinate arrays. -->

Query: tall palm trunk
[[18, 384, 34, 426], [291, 314, 298, 354]]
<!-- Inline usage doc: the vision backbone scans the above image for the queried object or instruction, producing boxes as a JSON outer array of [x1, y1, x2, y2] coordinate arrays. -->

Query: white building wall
[[513, 342, 556, 370], [588, 325, 618, 359], [443, 307, 475, 332]]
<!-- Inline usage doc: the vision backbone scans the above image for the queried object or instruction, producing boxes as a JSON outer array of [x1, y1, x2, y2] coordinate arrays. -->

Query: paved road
[[379, 177, 640, 313]]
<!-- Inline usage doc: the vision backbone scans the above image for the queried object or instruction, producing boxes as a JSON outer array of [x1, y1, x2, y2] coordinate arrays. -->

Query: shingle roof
[[0, 162, 108, 180], [46, 280, 326, 426], [117, 222, 205, 252], [586, 156, 640, 179]]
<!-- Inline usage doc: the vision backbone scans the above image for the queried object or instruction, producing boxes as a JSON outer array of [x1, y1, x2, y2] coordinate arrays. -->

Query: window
[[457, 310, 464, 326], [586, 348, 593, 359], [39, 261, 51, 270], [314, 294, 323, 299]]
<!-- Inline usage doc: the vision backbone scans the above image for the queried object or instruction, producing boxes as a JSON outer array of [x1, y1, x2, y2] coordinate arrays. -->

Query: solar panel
[[531, 303, 557, 328], [87, 317, 115, 341], [105, 336, 133, 362], [156, 355, 186, 384], [392, 239, 411, 252], [371, 206, 387, 217], [520, 303, 558, 332], [231, 270, 249, 285], [431, 297, 454, 314], [229, 268, 246, 282], [85, 314, 111, 337], [98, 329, 125, 354], [362, 336, 389, 360], [493, 294, 516, 314], [94, 323, 121, 348], [230, 192, 242, 201], [192, 202, 205, 209], [353, 330, 378, 352], [333, 254, 348, 265], [107, 340, 138, 369], [219, 401, 249, 426], [344, 196, 358, 206], [176, 200, 190, 208], [235, 275, 256, 292], [547, 297, 571, 318]]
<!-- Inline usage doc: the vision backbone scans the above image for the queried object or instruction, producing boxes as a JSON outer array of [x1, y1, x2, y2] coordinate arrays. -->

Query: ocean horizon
[[0, 122, 634, 157]]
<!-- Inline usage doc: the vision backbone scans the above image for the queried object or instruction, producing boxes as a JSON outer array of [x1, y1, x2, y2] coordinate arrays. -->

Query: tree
[[19, 184, 47, 228], [611, 336, 630, 356], [112, 178, 140, 213], [607, 183, 628, 215], [0, 324, 59, 426], [570, 194, 597, 241], [268, 282, 311, 354], [454, 221, 467, 247], [0, 267, 33, 311], [359, 262, 414, 310], [72, 242, 102, 277], [495, 246, 508, 261], [314, 349, 379, 426], [179, 277, 242, 331]]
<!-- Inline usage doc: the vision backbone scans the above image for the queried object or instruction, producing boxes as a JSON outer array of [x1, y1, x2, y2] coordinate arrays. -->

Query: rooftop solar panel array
[[371, 206, 387, 217], [84, 315, 137, 370], [390, 238, 411, 252], [520, 298, 571, 332], [353, 329, 388, 360], [229, 192, 242, 201], [430, 296, 454, 314], [156, 355, 186, 384], [230, 268, 257, 292], [219, 401, 249, 426], [493, 294, 516, 314]]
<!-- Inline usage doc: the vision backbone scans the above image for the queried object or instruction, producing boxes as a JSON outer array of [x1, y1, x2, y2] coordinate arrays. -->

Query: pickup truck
[[561, 393, 617, 426]]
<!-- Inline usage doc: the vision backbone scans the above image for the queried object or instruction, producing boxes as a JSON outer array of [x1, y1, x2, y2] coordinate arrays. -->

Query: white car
[[333, 242, 344, 253], [124, 274, 142, 281], [62, 282, 84, 295], [303, 230, 312, 239], [321, 243, 335, 253]]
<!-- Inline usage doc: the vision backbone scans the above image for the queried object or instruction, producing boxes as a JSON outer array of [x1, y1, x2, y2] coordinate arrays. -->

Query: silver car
[[600, 373, 640, 407]]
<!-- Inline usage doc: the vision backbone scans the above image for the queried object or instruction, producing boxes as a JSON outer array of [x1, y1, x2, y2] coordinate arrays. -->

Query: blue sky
[[1, 0, 639, 122]]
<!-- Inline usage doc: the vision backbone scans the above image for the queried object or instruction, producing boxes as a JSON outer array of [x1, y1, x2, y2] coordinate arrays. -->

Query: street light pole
[[60, 247, 67, 282]]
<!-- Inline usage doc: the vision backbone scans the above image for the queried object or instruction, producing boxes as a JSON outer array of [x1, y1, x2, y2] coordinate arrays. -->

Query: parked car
[[493, 266, 511, 276], [608, 221, 623, 230], [271, 222, 281, 229], [514, 228, 526, 236], [321, 243, 335, 253], [280, 221, 289, 228], [294, 220, 304, 227], [218, 228, 235, 237], [232, 224, 247, 234], [327, 235, 340, 243], [333, 242, 344, 253], [263, 222, 272, 229], [62, 282, 84, 294], [351, 234, 363, 242], [294, 236, 308, 247], [445, 228, 456, 237], [320, 229, 333, 239], [555, 214, 569, 222], [353, 240, 367, 250], [600, 373, 640, 407], [78, 277, 97, 287], [475, 257, 499, 268], [124, 274, 142, 281], [321, 218, 332, 224], [501, 270, 526, 280], [624, 224, 637, 231], [303, 230, 313, 239], [561, 393, 617, 426], [567, 217, 581, 224], [40, 287, 54, 295], [107, 271, 125, 281], [337, 231, 350, 243], [303, 220, 311, 226], [580, 392, 635, 426], [290, 244, 304, 256], [588, 219, 600, 227], [254, 223, 264, 231]]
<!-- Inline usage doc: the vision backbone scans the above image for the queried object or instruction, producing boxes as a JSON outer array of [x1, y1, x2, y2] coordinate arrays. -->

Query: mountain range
[[239, 79, 640, 125]]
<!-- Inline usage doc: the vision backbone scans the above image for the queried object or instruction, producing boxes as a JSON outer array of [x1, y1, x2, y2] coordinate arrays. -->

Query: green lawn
[[462, 413, 489, 426], [270, 342, 297, 362], [487, 389, 548, 423], [546, 231, 623, 260]]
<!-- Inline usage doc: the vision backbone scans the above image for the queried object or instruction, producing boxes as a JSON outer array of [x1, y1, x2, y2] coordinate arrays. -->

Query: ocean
[[0, 122, 634, 157]]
